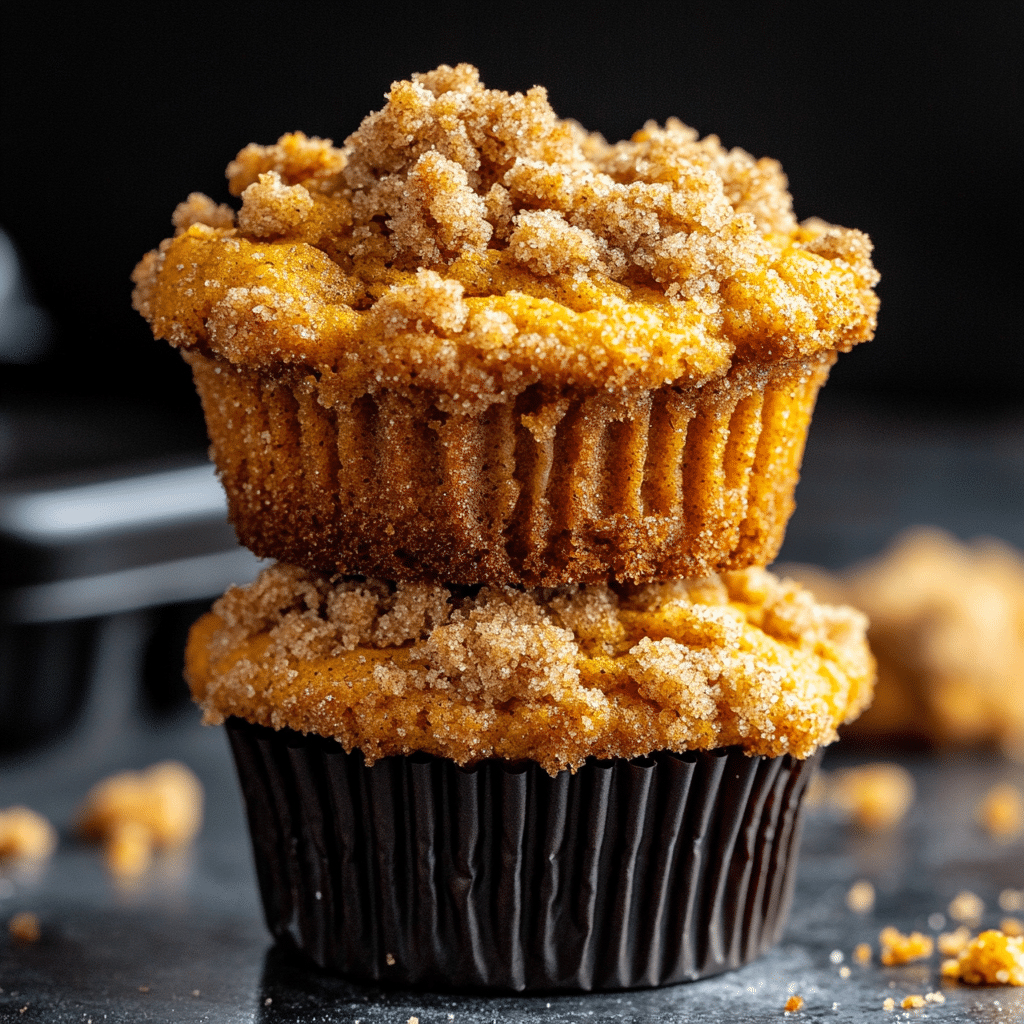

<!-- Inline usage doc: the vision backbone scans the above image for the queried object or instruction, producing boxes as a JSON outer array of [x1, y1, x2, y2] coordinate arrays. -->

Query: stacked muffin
[[134, 65, 878, 990]]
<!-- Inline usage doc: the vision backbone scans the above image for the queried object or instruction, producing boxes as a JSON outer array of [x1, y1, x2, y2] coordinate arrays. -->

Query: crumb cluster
[[76, 762, 204, 879], [942, 930, 1024, 985], [186, 564, 873, 774], [822, 763, 916, 832], [133, 65, 877, 401], [0, 807, 57, 863], [787, 528, 1024, 754], [878, 927, 934, 966]]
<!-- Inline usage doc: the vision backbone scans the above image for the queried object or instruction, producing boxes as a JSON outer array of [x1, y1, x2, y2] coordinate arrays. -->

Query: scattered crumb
[[941, 928, 1024, 985], [1001, 917, 1024, 937], [854, 942, 872, 964], [1000, 889, 1024, 912], [882, 996, 895, 1011], [264, 998, 272, 1006], [830, 949, 844, 964], [76, 762, 203, 879], [847, 880, 877, 914], [138, 986, 150, 993], [386, 953, 396, 966], [879, 926, 934, 965], [0, 808, 58, 862], [901, 994, 926, 1009], [839, 966, 851, 978], [978, 783, 1024, 841], [191, 989, 200, 997], [938, 926, 972, 957], [948, 890, 985, 926], [8, 912, 40, 944], [784, 994, 803, 1012], [408, 1018, 420, 1024], [827, 763, 915, 831], [924, 991, 945, 1004]]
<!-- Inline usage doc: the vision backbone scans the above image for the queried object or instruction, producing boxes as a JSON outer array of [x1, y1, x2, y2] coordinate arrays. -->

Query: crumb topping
[[133, 65, 877, 399], [186, 564, 874, 774]]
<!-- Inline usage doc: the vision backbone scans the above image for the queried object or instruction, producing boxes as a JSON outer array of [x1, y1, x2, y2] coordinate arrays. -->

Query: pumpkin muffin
[[132, 64, 878, 586], [186, 564, 873, 989]]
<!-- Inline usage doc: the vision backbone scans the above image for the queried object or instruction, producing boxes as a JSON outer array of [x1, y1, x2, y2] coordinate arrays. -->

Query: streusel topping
[[186, 564, 874, 774], [134, 65, 877, 400]]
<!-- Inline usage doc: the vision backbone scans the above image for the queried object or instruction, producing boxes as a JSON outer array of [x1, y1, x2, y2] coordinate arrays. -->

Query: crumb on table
[[75, 762, 203, 878], [0, 807, 57, 862], [847, 880, 876, 914], [784, 994, 803, 1012], [854, 942, 872, 963], [978, 783, 1024, 841], [948, 890, 985, 926], [828, 763, 915, 832], [879, 926, 934, 966], [941, 929, 1024, 985], [8, 912, 40, 944]]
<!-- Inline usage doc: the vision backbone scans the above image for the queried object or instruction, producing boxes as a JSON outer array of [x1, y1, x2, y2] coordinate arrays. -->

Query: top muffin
[[133, 65, 879, 585]]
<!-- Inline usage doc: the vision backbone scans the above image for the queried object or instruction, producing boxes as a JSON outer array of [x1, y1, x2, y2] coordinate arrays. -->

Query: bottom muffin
[[187, 565, 873, 990]]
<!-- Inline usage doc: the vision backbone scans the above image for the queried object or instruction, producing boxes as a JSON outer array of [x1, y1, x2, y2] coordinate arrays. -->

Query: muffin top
[[186, 564, 874, 774], [133, 64, 878, 406]]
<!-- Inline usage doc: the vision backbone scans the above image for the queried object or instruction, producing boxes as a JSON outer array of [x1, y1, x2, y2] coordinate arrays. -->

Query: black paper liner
[[226, 718, 821, 992]]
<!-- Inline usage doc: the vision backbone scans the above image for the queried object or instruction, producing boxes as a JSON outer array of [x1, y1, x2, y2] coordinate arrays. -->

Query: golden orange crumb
[[938, 926, 972, 957], [924, 991, 945, 1003], [829, 528, 1024, 753], [1000, 888, 1024, 912], [948, 890, 985, 926], [901, 995, 926, 1009], [828, 764, 914, 832], [879, 926, 934, 966], [76, 762, 203, 877], [854, 942, 872, 963], [847, 880, 877, 914], [882, 996, 895, 1011], [1001, 917, 1024, 937], [978, 783, 1024, 841], [942, 929, 1024, 985], [784, 994, 803, 1012], [408, 1018, 420, 1024], [0, 807, 57, 862], [8, 912, 40, 944]]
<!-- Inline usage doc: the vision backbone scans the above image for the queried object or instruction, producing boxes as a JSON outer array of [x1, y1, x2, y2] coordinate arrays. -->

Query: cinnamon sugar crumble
[[186, 564, 873, 774], [133, 65, 877, 397]]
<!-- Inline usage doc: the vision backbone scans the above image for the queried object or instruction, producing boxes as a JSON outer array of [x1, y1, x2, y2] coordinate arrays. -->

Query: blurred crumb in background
[[779, 527, 1024, 758]]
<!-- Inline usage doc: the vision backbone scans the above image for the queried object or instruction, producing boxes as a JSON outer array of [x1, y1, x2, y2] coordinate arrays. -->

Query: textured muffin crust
[[186, 564, 874, 774], [134, 64, 877, 401]]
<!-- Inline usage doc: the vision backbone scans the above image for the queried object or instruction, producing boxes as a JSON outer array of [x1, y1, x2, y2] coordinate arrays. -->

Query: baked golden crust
[[132, 64, 877, 400], [186, 564, 874, 774]]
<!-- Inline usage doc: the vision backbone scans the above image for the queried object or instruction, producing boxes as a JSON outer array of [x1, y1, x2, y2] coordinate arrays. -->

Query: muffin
[[186, 563, 874, 989], [132, 64, 878, 587]]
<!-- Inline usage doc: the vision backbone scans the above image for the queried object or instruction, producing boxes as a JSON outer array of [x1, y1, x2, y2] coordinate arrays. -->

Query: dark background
[[2, 1, 1021, 426]]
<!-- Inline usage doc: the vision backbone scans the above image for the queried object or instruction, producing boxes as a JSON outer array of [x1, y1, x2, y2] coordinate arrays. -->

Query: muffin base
[[187, 351, 834, 586], [227, 718, 820, 992]]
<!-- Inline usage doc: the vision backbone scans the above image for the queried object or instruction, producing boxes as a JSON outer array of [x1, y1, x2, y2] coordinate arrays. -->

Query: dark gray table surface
[[1, 392, 1022, 1022]]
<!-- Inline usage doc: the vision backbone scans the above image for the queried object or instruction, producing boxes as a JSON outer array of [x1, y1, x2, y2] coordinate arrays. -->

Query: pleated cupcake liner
[[226, 718, 821, 992], [188, 350, 834, 587]]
